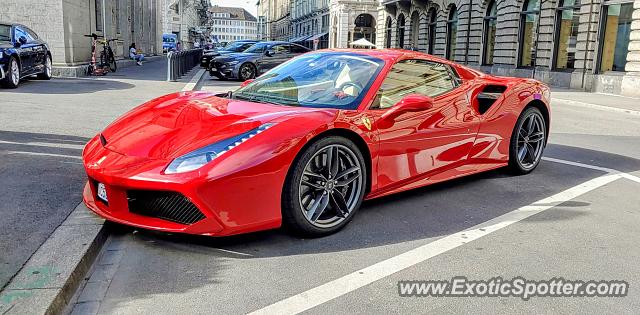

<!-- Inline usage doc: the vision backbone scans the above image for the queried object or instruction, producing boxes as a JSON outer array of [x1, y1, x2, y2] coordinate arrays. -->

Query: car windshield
[[225, 42, 254, 52], [232, 52, 384, 109], [0, 25, 10, 41], [243, 42, 270, 54]]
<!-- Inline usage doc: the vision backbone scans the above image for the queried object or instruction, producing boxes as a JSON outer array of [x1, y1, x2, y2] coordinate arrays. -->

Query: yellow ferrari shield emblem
[[361, 116, 372, 130]]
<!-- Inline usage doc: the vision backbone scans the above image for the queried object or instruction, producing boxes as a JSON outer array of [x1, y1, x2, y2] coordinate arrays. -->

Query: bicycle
[[98, 38, 117, 73], [83, 33, 117, 75]]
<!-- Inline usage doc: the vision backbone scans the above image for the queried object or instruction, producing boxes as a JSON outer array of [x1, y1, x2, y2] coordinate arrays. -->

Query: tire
[[37, 54, 52, 80], [108, 48, 117, 72], [210, 70, 226, 80], [282, 136, 367, 237], [238, 63, 256, 81], [2, 57, 20, 88], [508, 107, 547, 174]]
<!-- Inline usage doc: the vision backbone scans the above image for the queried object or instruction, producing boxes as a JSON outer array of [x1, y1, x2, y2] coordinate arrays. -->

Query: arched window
[[484, 0, 498, 65], [519, 0, 540, 67], [354, 14, 376, 44], [428, 8, 437, 54], [410, 11, 420, 50], [446, 5, 458, 60], [397, 14, 406, 48], [385, 17, 392, 48], [554, 0, 581, 69]]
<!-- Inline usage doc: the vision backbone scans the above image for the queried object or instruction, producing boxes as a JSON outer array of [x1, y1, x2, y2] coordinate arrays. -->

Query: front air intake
[[127, 190, 206, 225]]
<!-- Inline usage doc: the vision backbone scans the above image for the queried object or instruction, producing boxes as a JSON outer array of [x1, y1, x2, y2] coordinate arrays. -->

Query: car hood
[[100, 92, 324, 159], [217, 52, 259, 60], [0, 41, 13, 49]]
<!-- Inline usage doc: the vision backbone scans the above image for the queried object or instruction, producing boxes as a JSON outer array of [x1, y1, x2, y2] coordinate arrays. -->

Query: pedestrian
[[129, 43, 144, 66]]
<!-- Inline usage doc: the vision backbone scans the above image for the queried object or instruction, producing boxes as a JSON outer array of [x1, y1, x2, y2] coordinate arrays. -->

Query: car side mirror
[[381, 94, 433, 122], [240, 79, 254, 88], [18, 36, 27, 45], [265, 50, 275, 57]]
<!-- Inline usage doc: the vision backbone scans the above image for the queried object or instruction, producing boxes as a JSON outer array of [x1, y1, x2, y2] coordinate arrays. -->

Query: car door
[[259, 44, 289, 73], [372, 59, 481, 191], [24, 27, 46, 72], [13, 26, 36, 74]]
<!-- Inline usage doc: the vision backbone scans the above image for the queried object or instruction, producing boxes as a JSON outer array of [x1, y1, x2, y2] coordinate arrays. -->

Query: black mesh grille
[[127, 190, 206, 225]]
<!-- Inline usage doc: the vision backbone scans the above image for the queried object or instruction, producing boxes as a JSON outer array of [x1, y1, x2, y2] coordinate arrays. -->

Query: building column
[[620, 0, 640, 96], [491, 0, 519, 75]]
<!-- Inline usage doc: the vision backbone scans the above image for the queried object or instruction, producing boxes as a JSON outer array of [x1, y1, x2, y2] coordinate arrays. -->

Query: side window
[[25, 27, 39, 40], [272, 44, 289, 54], [373, 59, 459, 109], [14, 27, 34, 43], [290, 44, 309, 54]]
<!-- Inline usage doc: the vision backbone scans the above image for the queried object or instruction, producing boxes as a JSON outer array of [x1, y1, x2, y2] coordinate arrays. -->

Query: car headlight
[[164, 123, 274, 174], [227, 60, 240, 66], [0, 51, 3, 59]]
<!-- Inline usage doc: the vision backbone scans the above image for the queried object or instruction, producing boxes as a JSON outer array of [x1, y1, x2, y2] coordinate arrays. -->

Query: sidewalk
[[551, 89, 640, 114], [0, 59, 206, 315]]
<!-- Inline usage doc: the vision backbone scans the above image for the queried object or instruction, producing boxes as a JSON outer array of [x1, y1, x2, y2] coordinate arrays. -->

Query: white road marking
[[554, 98, 640, 116], [543, 157, 640, 184], [182, 69, 206, 92], [249, 158, 630, 315], [4, 151, 82, 159], [213, 248, 253, 257], [0, 140, 85, 150]]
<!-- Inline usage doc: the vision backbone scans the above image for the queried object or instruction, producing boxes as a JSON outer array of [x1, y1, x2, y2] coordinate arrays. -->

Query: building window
[[446, 5, 458, 60], [554, 0, 581, 69], [397, 14, 405, 48], [385, 17, 392, 48], [95, 0, 103, 32], [484, 0, 497, 65], [519, 0, 540, 67], [410, 11, 419, 49], [599, 2, 633, 72], [428, 8, 437, 54]]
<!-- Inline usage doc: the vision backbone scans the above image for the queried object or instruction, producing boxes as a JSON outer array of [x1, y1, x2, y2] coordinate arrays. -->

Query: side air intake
[[477, 85, 507, 114]]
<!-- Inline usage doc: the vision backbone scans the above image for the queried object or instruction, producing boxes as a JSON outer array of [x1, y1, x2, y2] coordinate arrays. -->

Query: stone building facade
[[290, 0, 330, 48], [161, 0, 210, 48], [267, 0, 293, 40], [378, 0, 640, 97], [329, 0, 379, 48], [208, 6, 258, 43], [2, 0, 162, 75]]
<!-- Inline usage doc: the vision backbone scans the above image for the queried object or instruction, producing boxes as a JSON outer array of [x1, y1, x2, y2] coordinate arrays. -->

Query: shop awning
[[306, 32, 328, 41]]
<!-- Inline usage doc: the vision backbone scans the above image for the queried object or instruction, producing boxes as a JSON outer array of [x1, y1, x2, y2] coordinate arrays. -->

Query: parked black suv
[[200, 40, 259, 68], [0, 22, 52, 88]]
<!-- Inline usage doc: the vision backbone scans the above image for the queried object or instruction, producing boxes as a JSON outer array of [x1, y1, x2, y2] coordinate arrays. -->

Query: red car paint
[[82, 49, 550, 236]]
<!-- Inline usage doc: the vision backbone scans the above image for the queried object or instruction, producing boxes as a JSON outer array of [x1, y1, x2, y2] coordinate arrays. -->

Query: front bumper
[[209, 61, 239, 79], [82, 136, 283, 236]]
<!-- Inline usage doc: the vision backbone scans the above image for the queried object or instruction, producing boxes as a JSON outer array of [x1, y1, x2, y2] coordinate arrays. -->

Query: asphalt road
[[64, 79, 640, 314], [0, 61, 189, 290]]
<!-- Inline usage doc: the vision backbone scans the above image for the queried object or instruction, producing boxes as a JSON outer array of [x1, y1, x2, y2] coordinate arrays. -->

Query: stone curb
[[0, 204, 106, 315]]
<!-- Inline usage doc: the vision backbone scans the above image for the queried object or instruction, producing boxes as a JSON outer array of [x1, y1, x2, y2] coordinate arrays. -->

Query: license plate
[[97, 183, 108, 203]]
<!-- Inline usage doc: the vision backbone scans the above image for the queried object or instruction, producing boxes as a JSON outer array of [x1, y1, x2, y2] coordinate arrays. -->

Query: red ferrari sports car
[[83, 49, 550, 237]]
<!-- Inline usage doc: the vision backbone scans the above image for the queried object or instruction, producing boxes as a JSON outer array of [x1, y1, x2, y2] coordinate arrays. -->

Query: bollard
[[167, 48, 203, 82]]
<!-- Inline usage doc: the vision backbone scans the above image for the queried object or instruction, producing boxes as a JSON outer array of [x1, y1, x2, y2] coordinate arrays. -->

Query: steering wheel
[[337, 82, 364, 97]]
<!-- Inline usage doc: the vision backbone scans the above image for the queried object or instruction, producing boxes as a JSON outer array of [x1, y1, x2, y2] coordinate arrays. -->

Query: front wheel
[[282, 136, 367, 237], [2, 57, 20, 88], [238, 63, 256, 81], [508, 107, 547, 174]]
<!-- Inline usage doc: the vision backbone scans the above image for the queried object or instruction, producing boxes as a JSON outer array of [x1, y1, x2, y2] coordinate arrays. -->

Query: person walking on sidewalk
[[129, 43, 144, 66]]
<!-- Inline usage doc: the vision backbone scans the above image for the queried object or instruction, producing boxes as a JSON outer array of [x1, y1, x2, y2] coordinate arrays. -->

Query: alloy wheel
[[11, 59, 19, 85], [516, 112, 545, 169], [240, 65, 254, 81], [298, 144, 363, 228]]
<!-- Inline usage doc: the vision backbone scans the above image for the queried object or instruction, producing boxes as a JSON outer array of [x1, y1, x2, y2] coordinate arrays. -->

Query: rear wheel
[[508, 107, 547, 174], [2, 57, 20, 88], [108, 48, 117, 72], [283, 136, 366, 237], [37, 54, 52, 80]]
